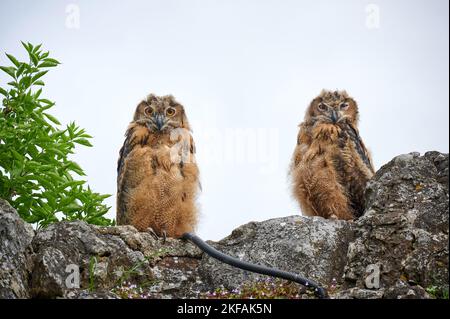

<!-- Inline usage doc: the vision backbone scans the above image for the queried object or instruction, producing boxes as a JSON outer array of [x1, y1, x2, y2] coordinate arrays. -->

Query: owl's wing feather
[[117, 128, 134, 180], [344, 123, 374, 173], [117, 138, 129, 176], [116, 126, 139, 224], [188, 133, 203, 192]]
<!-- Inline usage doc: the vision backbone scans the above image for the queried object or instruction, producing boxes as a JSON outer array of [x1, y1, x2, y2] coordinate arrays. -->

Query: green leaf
[[5, 53, 20, 67], [63, 180, 86, 188], [39, 98, 54, 106], [67, 161, 85, 176], [19, 76, 31, 88], [32, 70, 48, 83], [43, 58, 60, 65], [74, 138, 93, 147], [26, 214, 45, 224], [34, 80, 45, 86], [30, 53, 39, 66], [39, 104, 53, 112], [0, 66, 16, 78], [0, 87, 7, 96], [11, 149, 24, 162], [16, 64, 26, 77], [21, 41, 31, 53], [37, 61, 58, 68], [32, 44, 42, 54], [46, 147, 66, 158], [30, 112, 48, 125], [34, 88, 43, 99], [43, 113, 61, 125], [98, 194, 111, 200], [7, 81, 19, 88]]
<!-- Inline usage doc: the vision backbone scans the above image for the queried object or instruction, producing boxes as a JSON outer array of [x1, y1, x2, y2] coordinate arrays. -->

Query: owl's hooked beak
[[152, 113, 166, 131], [330, 110, 340, 123]]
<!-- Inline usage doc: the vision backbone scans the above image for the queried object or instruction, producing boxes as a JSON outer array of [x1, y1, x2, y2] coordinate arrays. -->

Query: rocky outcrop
[[25, 216, 354, 299], [30, 222, 204, 298], [339, 151, 448, 299], [200, 216, 354, 290], [0, 200, 35, 298], [0, 151, 448, 299]]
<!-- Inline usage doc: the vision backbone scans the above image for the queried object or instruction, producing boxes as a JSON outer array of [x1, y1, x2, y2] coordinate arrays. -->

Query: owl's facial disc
[[318, 103, 340, 124], [146, 107, 180, 133], [317, 102, 350, 124]]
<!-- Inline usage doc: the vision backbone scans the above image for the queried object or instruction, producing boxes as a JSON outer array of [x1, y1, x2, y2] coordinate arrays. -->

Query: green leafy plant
[[426, 285, 449, 299], [0, 42, 113, 228]]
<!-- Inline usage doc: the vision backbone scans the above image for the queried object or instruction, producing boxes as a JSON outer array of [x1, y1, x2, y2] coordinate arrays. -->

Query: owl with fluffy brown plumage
[[290, 90, 375, 220], [116, 94, 199, 238]]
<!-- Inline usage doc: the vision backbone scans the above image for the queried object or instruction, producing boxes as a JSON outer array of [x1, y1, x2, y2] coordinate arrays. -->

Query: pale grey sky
[[1, 0, 448, 240]]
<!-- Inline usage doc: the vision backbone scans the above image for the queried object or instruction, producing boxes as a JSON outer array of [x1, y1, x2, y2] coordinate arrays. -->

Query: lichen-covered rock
[[30, 221, 203, 298], [0, 199, 35, 298], [343, 152, 449, 297], [331, 287, 385, 299], [198, 216, 355, 290], [333, 282, 433, 299], [64, 290, 119, 299]]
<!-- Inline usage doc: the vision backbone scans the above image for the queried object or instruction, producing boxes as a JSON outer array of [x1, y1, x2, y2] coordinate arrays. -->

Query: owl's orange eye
[[318, 103, 327, 111], [340, 103, 349, 110], [145, 107, 154, 116], [166, 107, 176, 117]]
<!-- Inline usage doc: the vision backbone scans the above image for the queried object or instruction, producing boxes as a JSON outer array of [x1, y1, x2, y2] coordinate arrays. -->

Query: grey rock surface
[[199, 216, 355, 290], [30, 221, 203, 298], [343, 152, 448, 296], [0, 199, 35, 298]]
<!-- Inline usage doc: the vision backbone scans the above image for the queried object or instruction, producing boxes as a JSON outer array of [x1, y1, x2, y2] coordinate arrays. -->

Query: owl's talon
[[162, 230, 167, 244], [146, 227, 160, 240]]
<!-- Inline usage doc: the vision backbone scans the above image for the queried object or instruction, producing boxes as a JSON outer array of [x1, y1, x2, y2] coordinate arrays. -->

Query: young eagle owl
[[290, 90, 375, 220], [116, 94, 199, 238]]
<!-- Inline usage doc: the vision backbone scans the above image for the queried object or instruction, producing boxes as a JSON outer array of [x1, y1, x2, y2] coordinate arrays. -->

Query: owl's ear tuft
[[146, 94, 158, 104], [166, 95, 179, 107]]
